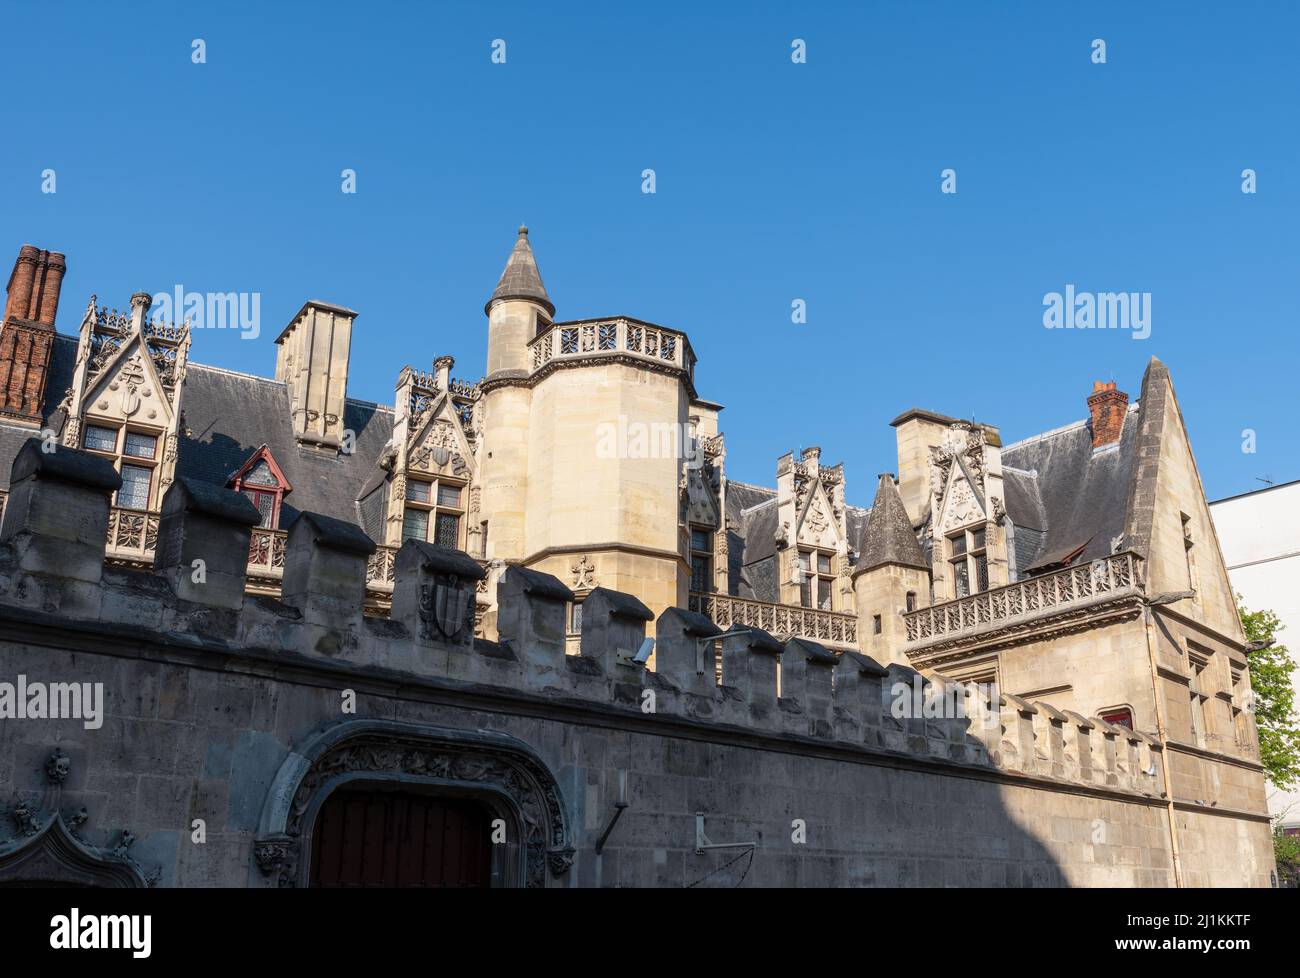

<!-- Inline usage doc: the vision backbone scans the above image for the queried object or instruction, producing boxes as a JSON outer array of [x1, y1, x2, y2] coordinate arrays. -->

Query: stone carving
[[418, 580, 474, 643], [571, 555, 596, 590], [773, 520, 790, 550], [66, 807, 89, 837], [109, 354, 147, 417], [942, 477, 982, 531], [260, 729, 571, 889], [10, 797, 39, 837], [805, 499, 828, 536], [45, 749, 71, 786]]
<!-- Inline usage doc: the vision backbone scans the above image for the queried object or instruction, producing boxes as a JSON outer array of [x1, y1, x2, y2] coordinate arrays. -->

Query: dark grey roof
[[1002, 467, 1045, 531], [0, 333, 78, 492], [486, 226, 554, 316], [723, 483, 779, 600], [855, 474, 928, 574], [1001, 409, 1139, 572], [176, 363, 394, 531]]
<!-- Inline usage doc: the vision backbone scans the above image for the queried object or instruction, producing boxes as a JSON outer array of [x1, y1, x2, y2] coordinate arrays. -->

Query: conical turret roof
[[855, 474, 929, 574], [485, 225, 554, 316]]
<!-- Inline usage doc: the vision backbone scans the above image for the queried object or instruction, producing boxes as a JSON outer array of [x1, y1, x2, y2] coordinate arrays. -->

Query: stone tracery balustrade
[[246, 528, 288, 578], [528, 317, 694, 380], [689, 591, 858, 649], [903, 551, 1143, 647], [105, 506, 160, 563], [101, 517, 453, 608]]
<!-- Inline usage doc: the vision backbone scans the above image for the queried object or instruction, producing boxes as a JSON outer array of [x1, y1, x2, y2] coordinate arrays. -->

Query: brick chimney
[[0, 245, 65, 426], [1087, 380, 1129, 449]]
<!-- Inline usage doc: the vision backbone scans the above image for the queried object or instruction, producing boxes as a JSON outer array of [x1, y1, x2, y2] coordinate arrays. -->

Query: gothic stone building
[[0, 235, 1275, 887]]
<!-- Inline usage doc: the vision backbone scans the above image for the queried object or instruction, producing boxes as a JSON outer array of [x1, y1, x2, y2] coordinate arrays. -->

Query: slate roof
[[175, 362, 394, 536], [0, 335, 396, 540], [486, 226, 554, 316], [855, 474, 927, 574], [1000, 408, 1138, 572]]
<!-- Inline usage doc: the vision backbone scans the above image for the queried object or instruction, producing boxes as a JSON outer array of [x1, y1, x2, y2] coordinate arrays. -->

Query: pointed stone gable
[[486, 226, 554, 316], [857, 474, 928, 573]]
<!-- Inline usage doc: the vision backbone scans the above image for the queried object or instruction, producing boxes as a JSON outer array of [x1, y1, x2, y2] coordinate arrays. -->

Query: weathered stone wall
[[0, 634, 1197, 888], [0, 442, 1275, 887]]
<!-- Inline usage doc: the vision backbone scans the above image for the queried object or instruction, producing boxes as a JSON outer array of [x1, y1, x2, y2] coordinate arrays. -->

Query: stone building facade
[[0, 232, 1275, 886]]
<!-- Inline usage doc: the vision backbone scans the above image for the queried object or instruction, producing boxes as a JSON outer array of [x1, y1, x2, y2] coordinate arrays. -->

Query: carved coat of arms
[[419, 579, 472, 642]]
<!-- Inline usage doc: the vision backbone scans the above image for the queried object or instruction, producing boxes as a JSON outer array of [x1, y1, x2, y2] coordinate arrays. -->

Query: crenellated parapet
[[0, 439, 1167, 805]]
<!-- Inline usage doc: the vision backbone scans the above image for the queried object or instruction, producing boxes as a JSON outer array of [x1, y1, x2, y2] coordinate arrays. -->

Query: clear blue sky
[[3, 1, 1296, 504]]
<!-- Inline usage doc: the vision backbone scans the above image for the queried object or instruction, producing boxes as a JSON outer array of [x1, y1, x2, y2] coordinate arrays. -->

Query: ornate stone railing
[[97, 519, 484, 612], [246, 528, 288, 580], [528, 317, 694, 380], [903, 551, 1143, 647], [366, 545, 397, 592], [689, 592, 858, 650], [105, 507, 160, 563]]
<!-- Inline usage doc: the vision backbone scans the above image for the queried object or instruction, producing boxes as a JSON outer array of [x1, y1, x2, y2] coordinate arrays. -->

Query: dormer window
[[402, 477, 465, 549], [948, 525, 988, 598], [227, 447, 290, 531], [82, 422, 162, 511], [798, 548, 836, 610]]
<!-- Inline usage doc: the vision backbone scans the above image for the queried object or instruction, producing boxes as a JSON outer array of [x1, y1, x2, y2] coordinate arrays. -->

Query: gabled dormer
[[226, 445, 291, 529], [61, 291, 190, 513], [925, 421, 1009, 601], [775, 447, 851, 611], [384, 356, 482, 554]]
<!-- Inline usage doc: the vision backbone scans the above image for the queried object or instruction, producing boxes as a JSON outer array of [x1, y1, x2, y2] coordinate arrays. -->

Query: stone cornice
[[905, 593, 1145, 669], [480, 351, 697, 400]]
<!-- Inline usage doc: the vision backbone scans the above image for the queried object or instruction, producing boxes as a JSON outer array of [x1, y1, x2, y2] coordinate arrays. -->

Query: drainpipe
[[1141, 589, 1195, 888]]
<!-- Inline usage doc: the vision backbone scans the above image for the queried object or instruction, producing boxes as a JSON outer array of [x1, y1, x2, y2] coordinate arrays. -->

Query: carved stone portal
[[253, 720, 574, 889]]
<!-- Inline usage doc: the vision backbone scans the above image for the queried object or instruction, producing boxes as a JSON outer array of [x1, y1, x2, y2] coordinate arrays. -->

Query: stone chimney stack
[[1087, 380, 1129, 450], [0, 245, 65, 426], [274, 300, 357, 453]]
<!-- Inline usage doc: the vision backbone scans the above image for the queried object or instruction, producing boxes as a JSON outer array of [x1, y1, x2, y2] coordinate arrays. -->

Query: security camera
[[633, 637, 655, 664]]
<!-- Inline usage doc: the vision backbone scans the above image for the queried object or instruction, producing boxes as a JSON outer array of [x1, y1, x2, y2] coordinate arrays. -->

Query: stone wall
[[0, 440, 1275, 887]]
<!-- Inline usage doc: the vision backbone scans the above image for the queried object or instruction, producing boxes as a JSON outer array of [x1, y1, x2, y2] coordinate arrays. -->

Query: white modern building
[[1210, 478, 1300, 833]]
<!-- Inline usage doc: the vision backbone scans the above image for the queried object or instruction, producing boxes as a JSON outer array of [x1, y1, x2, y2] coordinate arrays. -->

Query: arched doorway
[[255, 719, 575, 888], [309, 784, 494, 888]]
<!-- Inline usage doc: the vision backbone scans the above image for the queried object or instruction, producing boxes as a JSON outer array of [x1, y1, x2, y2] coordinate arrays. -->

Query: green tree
[[1273, 823, 1300, 887], [1239, 599, 1300, 790]]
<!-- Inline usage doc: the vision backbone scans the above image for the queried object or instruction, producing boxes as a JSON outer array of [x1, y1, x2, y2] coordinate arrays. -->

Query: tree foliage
[[1239, 599, 1300, 791]]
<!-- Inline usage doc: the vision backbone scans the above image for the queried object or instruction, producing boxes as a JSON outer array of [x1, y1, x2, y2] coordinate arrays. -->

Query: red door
[[309, 786, 493, 888]]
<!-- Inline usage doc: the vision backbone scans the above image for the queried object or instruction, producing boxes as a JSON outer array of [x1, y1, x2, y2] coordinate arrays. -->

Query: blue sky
[[2, 0, 1296, 504]]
